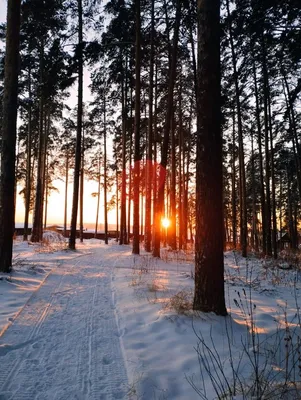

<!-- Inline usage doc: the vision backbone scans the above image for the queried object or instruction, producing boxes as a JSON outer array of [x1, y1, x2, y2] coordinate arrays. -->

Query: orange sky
[[15, 179, 118, 227]]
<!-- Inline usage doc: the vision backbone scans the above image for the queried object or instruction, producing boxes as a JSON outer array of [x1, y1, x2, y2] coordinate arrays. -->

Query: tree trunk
[[103, 94, 108, 244], [188, 10, 198, 105], [127, 87, 133, 243], [268, 92, 277, 259], [132, 0, 141, 255], [24, 66, 32, 241], [0, 0, 21, 272], [226, 0, 247, 257], [44, 154, 48, 229], [120, 54, 127, 245], [80, 129, 84, 242], [69, 0, 83, 250], [287, 166, 295, 249], [169, 112, 177, 250], [64, 150, 69, 237], [95, 154, 101, 238], [152, 0, 181, 257], [115, 159, 119, 242], [193, 0, 227, 315], [178, 82, 184, 250], [253, 59, 266, 254], [144, 0, 155, 252], [261, 34, 272, 256], [251, 130, 259, 252], [152, 61, 158, 251], [31, 42, 45, 243], [231, 110, 237, 247]]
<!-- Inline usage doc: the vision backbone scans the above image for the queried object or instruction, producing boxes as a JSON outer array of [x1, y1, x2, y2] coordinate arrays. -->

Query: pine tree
[[0, 0, 21, 272], [193, 0, 227, 315]]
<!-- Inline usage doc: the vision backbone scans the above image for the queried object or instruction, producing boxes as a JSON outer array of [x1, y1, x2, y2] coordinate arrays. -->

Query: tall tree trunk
[[115, 159, 119, 242], [64, 150, 69, 237], [0, 0, 21, 272], [152, 0, 181, 257], [268, 92, 277, 259], [287, 166, 295, 250], [24, 66, 32, 241], [95, 153, 101, 238], [226, 0, 247, 257], [163, 0, 172, 66], [40, 110, 50, 232], [193, 0, 227, 315], [231, 110, 237, 247], [80, 129, 84, 242], [44, 153, 48, 229], [251, 129, 259, 252], [152, 61, 158, 250], [127, 87, 133, 243], [279, 170, 282, 240], [144, 0, 155, 252], [69, 0, 83, 250], [120, 54, 127, 245], [253, 59, 266, 254], [178, 82, 184, 250], [103, 94, 108, 244], [188, 10, 198, 104], [31, 42, 45, 243], [183, 101, 193, 250], [169, 112, 177, 250], [262, 36, 272, 257], [293, 204, 298, 249], [132, 0, 141, 255]]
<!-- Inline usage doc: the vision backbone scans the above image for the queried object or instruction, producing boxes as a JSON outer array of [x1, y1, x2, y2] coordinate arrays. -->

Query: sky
[[0, 1, 6, 24]]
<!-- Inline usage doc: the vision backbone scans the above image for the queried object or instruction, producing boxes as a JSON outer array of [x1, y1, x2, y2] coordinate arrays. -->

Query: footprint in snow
[[102, 355, 112, 365]]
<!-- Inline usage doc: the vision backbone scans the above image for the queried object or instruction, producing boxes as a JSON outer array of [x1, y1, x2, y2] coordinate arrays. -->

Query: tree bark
[[268, 92, 277, 259], [64, 150, 69, 237], [144, 0, 155, 252], [94, 153, 101, 238], [251, 130, 259, 251], [226, 0, 247, 257], [69, 0, 83, 250], [193, 0, 227, 315], [132, 0, 141, 255], [80, 129, 84, 242], [103, 94, 108, 244], [253, 59, 266, 254], [169, 112, 177, 250], [31, 42, 45, 243], [24, 66, 32, 241], [119, 53, 127, 245], [0, 0, 21, 272], [231, 110, 237, 247], [152, 0, 181, 257]]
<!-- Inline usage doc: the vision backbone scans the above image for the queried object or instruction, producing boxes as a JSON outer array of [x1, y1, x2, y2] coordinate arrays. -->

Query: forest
[[0, 0, 301, 313]]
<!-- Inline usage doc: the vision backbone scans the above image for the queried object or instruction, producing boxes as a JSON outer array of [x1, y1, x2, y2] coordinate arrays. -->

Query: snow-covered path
[[0, 245, 128, 400]]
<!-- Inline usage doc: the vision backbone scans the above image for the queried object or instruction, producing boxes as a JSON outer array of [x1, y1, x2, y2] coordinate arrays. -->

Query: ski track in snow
[[0, 246, 128, 400]]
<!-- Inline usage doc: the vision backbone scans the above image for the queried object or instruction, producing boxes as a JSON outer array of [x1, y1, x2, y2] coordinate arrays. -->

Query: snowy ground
[[1, 238, 301, 399]]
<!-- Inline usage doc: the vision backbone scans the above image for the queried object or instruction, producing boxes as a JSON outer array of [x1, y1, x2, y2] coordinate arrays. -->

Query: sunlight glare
[[161, 217, 170, 229]]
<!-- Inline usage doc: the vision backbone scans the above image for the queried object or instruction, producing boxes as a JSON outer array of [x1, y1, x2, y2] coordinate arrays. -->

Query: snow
[[1, 239, 301, 399]]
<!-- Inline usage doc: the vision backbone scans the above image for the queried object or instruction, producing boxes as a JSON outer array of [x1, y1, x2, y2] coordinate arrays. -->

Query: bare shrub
[[35, 230, 67, 252], [188, 288, 301, 400], [164, 289, 193, 315]]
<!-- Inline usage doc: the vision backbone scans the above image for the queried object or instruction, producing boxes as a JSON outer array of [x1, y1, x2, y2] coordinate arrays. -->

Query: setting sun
[[161, 217, 170, 229]]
